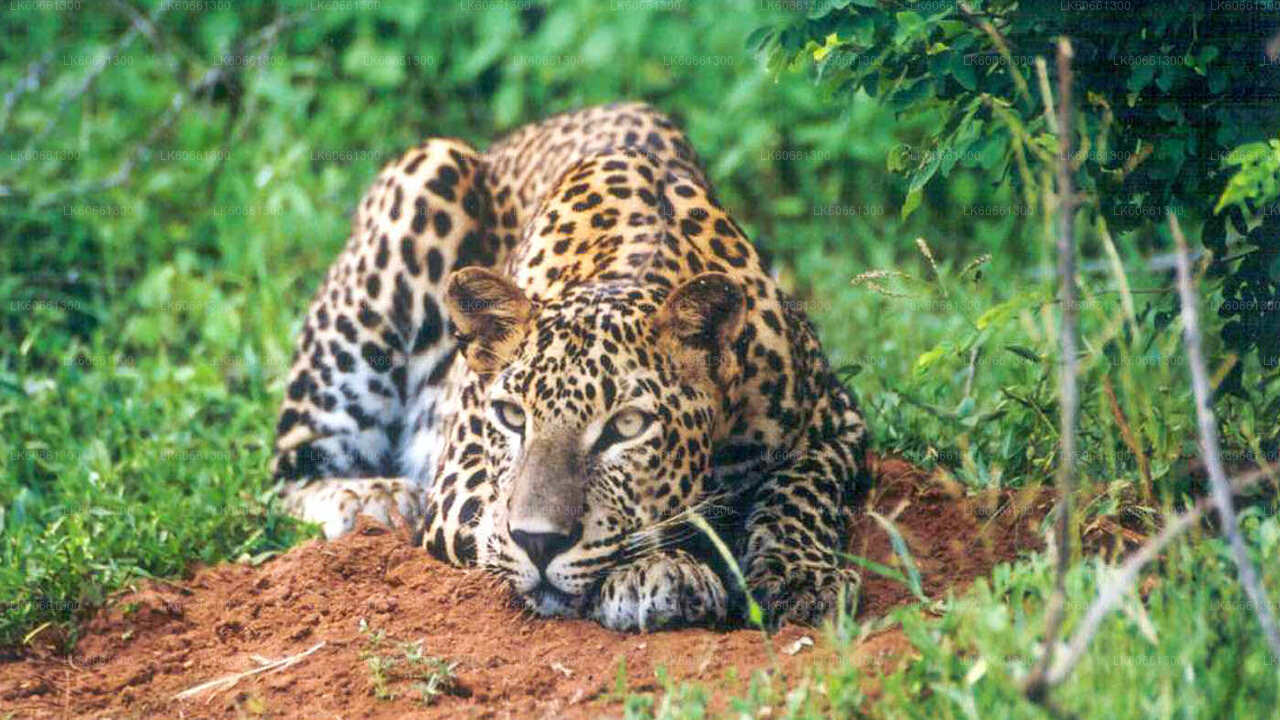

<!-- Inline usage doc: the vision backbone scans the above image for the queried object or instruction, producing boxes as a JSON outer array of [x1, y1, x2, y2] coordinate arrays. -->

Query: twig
[[173, 641, 325, 700], [1, 50, 54, 134], [957, 2, 1034, 109], [963, 346, 979, 398], [1044, 465, 1276, 686], [107, 0, 191, 79], [1168, 211, 1280, 658], [1025, 37, 1076, 703], [107, 0, 164, 48], [1033, 57, 1058, 135]]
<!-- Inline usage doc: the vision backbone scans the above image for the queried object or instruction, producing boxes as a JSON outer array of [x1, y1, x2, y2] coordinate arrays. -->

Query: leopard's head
[[444, 267, 745, 616]]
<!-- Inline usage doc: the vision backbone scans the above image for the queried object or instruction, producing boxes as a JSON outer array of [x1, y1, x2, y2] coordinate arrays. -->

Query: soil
[[0, 456, 1050, 719]]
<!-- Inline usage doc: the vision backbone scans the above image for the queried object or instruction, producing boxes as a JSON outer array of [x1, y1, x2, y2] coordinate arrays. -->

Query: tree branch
[[1, 50, 54, 134], [1167, 210, 1280, 657], [1025, 37, 1076, 703]]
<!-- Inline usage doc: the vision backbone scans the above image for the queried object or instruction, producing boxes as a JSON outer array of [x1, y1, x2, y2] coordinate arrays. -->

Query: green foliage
[[1216, 139, 1280, 215], [815, 229, 1265, 513], [872, 508, 1280, 718], [761, 0, 1280, 405], [1215, 137, 1280, 429]]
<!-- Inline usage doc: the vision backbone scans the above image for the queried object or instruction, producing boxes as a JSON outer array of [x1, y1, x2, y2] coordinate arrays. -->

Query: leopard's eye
[[592, 409, 654, 454], [492, 400, 526, 434], [610, 409, 649, 439]]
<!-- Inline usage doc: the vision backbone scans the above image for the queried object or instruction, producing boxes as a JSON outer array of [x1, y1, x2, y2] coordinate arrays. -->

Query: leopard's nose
[[510, 523, 582, 573]]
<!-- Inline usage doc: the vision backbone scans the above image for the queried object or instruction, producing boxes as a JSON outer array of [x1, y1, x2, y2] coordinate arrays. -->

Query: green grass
[[3, 0, 1279, 716], [358, 618, 459, 705], [621, 514, 1280, 718]]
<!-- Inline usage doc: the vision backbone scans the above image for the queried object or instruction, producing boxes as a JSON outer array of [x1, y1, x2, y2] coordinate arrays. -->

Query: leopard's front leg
[[590, 549, 728, 632], [741, 411, 870, 627]]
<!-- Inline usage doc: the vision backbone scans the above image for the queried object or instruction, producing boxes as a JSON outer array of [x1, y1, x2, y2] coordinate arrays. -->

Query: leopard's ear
[[653, 272, 745, 388], [444, 268, 534, 378]]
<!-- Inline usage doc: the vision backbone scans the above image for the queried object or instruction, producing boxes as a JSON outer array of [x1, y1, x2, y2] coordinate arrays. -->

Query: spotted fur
[[273, 103, 871, 630]]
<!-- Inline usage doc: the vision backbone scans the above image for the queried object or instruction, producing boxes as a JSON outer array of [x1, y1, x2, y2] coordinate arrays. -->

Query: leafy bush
[[759, 0, 1280, 407]]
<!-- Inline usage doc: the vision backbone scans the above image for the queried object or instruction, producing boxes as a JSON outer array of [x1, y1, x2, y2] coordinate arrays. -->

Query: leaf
[[914, 343, 950, 374], [1004, 345, 1042, 363], [949, 54, 976, 91], [892, 11, 926, 48], [1224, 141, 1273, 167], [688, 513, 766, 631], [909, 146, 942, 192], [745, 26, 775, 53], [976, 292, 1042, 330], [1126, 63, 1156, 93], [1198, 45, 1220, 67], [773, 195, 808, 217], [808, 0, 853, 20], [835, 363, 863, 381], [842, 553, 911, 588], [341, 35, 405, 89], [493, 81, 523, 130], [902, 186, 923, 219], [1156, 102, 1183, 122], [1215, 139, 1280, 213], [1155, 65, 1180, 93], [813, 33, 841, 62]]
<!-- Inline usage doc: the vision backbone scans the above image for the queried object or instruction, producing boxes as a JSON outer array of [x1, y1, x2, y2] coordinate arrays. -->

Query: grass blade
[[866, 510, 927, 603]]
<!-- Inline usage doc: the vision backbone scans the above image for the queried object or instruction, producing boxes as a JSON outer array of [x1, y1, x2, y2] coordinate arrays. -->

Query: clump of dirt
[[0, 457, 1049, 719]]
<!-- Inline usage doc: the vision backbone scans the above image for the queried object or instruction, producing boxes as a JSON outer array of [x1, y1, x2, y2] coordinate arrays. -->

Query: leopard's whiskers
[[617, 492, 736, 562]]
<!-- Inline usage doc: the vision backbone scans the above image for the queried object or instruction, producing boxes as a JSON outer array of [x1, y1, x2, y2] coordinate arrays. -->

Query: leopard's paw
[[279, 478, 425, 542], [746, 554, 860, 628], [591, 550, 727, 632]]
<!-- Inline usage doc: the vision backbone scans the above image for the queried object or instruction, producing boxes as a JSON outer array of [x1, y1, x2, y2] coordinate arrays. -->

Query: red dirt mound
[[0, 457, 1049, 719]]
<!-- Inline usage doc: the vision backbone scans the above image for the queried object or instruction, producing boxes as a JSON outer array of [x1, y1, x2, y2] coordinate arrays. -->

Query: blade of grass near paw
[[689, 513, 768, 633], [866, 510, 929, 604]]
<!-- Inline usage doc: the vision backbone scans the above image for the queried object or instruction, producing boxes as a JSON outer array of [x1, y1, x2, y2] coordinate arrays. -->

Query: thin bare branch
[[957, 2, 1034, 109], [173, 641, 326, 700], [1033, 57, 1058, 135], [1044, 465, 1277, 686], [107, 0, 191, 78], [1168, 211, 1280, 657], [1, 50, 54, 134], [1025, 37, 1076, 703]]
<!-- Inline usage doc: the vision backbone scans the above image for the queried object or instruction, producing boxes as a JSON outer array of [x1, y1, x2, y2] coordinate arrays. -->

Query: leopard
[[271, 102, 871, 631]]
